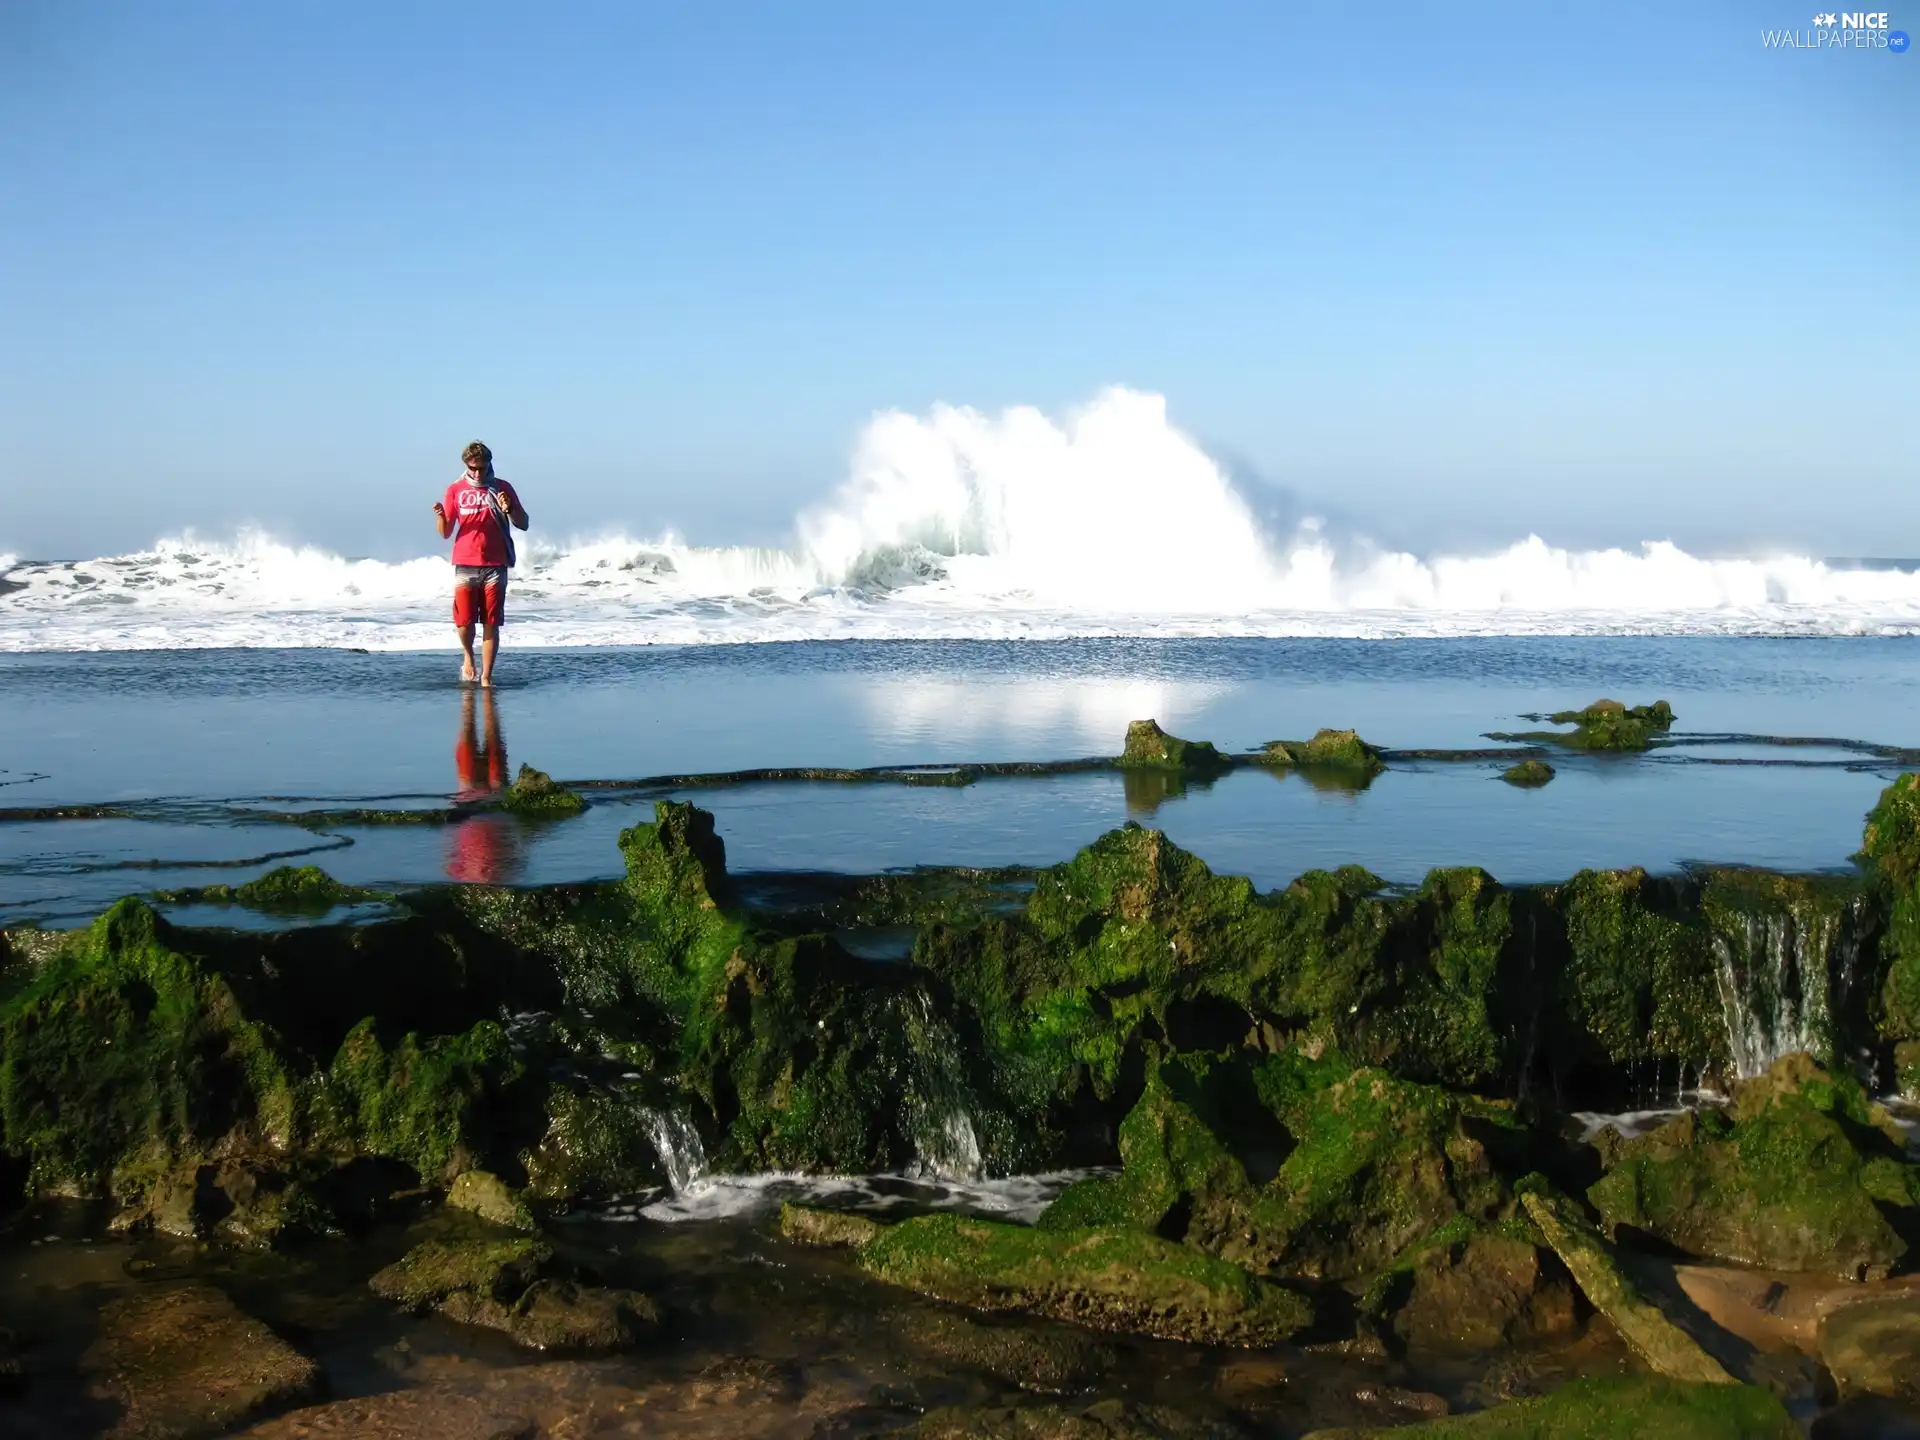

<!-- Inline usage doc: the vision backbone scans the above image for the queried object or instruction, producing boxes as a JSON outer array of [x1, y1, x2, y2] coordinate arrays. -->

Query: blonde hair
[[461, 441, 493, 470]]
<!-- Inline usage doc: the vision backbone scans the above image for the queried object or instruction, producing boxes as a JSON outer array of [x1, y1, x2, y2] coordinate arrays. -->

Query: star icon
[[1821, 12, 1838, 22]]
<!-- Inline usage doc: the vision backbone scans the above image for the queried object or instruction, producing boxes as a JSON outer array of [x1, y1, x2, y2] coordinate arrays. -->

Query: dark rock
[[1387, 1233, 1577, 1352], [1300, 1375, 1795, 1438], [894, 1308, 1116, 1394], [897, 1397, 1244, 1438]]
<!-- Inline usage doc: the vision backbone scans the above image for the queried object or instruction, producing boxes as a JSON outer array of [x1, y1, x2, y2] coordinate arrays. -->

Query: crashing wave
[[3, 389, 1918, 650]]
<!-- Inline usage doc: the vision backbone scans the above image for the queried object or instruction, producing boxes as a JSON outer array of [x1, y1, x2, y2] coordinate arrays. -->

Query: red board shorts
[[453, 566, 508, 627]]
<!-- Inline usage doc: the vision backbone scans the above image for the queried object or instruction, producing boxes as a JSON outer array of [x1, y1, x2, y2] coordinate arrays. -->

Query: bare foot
[[461, 661, 477, 683]]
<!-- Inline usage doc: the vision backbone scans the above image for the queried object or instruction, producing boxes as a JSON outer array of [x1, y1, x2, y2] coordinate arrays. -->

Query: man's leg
[[457, 623, 478, 682], [479, 624, 501, 687]]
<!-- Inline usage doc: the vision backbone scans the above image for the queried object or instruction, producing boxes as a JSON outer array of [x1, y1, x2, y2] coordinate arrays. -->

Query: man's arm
[[433, 501, 455, 539], [504, 487, 529, 531]]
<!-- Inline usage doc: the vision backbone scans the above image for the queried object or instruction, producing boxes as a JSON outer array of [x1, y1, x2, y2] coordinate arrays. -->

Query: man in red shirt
[[433, 440, 529, 687]]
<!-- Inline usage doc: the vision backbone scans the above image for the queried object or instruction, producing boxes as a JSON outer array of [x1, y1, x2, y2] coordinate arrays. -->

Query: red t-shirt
[[443, 478, 521, 567]]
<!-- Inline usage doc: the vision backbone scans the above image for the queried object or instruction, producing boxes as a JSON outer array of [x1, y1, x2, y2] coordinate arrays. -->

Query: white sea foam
[[582, 1168, 1108, 1226], [5, 388, 1919, 650]]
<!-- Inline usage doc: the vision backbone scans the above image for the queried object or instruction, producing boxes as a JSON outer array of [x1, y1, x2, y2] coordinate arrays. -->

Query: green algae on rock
[[1587, 1053, 1918, 1279], [859, 1212, 1312, 1346], [370, 1232, 658, 1353], [1551, 868, 1726, 1080], [499, 763, 588, 818], [1117, 720, 1231, 775], [156, 865, 374, 911], [1862, 773, 1920, 1046], [1500, 759, 1555, 788], [1518, 1188, 1733, 1385], [1495, 698, 1676, 753], [447, 1168, 536, 1231], [1300, 1375, 1796, 1440], [779, 1201, 885, 1249], [1043, 1051, 1524, 1285]]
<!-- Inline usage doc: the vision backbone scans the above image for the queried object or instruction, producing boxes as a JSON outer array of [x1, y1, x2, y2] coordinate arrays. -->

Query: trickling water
[[637, 1106, 709, 1193], [899, 990, 988, 1181], [1711, 899, 1863, 1080]]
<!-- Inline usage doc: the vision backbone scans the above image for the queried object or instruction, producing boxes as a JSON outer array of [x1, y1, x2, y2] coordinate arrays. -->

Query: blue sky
[[2, 0, 1914, 562]]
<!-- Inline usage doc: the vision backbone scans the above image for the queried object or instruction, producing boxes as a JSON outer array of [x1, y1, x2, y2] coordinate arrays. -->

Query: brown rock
[[83, 1284, 321, 1439], [1820, 1294, 1920, 1403], [1390, 1235, 1578, 1352]]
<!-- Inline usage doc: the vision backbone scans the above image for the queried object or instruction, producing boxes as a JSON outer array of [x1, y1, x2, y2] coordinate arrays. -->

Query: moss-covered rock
[[1500, 759, 1555, 788], [1544, 699, 1675, 752], [1044, 1052, 1522, 1284], [1863, 774, 1920, 1045], [499, 764, 588, 818], [368, 1235, 553, 1309], [1300, 1375, 1795, 1440], [370, 1233, 656, 1352], [1587, 1054, 1918, 1279], [0, 901, 300, 1198], [1117, 720, 1230, 775], [446, 1168, 535, 1231], [312, 1017, 519, 1183], [1519, 1188, 1732, 1384], [859, 1212, 1311, 1346], [1552, 868, 1726, 1082], [779, 1201, 884, 1249]]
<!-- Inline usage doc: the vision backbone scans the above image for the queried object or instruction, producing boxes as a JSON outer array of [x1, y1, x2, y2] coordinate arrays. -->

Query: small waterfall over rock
[[899, 990, 987, 1181], [1711, 896, 1865, 1080], [637, 1105, 709, 1193]]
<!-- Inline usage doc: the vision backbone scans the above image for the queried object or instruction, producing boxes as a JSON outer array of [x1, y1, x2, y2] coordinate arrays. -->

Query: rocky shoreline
[[4, 713, 1920, 1437]]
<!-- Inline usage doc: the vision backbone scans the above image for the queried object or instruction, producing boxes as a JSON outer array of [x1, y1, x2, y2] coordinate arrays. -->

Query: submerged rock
[[898, 1398, 1242, 1438], [1117, 720, 1231, 775], [1819, 1294, 1920, 1404], [1500, 759, 1555, 788], [1586, 1054, 1918, 1279], [499, 764, 588, 818], [83, 1284, 321, 1440], [1519, 1189, 1733, 1386], [859, 1213, 1311, 1347], [894, 1308, 1117, 1394], [1301, 1375, 1795, 1439], [779, 1201, 884, 1249]]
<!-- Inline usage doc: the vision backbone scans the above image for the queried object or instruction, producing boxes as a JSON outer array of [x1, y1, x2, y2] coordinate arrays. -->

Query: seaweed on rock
[[1587, 1053, 1920, 1279]]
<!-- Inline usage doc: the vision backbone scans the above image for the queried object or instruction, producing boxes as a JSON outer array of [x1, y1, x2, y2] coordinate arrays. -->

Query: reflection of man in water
[[454, 687, 509, 801], [447, 689, 522, 883]]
